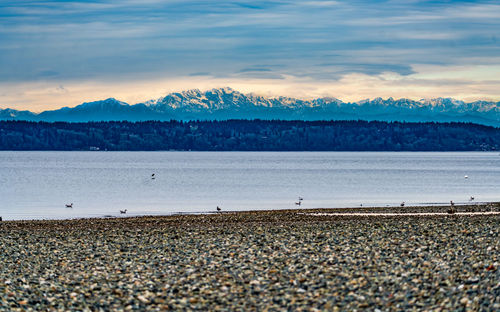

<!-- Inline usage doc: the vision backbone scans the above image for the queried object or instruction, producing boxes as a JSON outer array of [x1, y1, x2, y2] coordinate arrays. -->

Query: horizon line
[[2, 86, 500, 113]]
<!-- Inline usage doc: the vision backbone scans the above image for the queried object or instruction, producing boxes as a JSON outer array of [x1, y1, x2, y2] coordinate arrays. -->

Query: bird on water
[[216, 206, 221, 212], [400, 201, 405, 207], [65, 203, 73, 208], [120, 209, 127, 214]]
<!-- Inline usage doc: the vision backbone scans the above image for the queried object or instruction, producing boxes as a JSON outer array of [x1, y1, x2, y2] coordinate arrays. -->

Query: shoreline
[[1, 204, 499, 310], [2, 201, 499, 223]]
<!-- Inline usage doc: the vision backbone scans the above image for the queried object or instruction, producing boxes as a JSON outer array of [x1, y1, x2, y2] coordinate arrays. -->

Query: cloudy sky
[[1, 0, 500, 110]]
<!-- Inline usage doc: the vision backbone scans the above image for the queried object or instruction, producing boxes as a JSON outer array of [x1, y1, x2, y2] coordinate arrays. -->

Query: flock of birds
[[63, 171, 308, 215], [396, 175, 474, 214], [215, 197, 304, 214], [62, 173, 476, 216], [65, 170, 308, 215], [64, 173, 158, 215], [398, 196, 475, 214]]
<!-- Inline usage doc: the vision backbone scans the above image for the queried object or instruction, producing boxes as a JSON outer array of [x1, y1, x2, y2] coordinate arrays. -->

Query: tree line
[[0, 120, 498, 151]]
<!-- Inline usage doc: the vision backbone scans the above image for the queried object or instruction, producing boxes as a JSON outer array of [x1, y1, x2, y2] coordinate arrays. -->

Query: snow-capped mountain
[[155, 88, 344, 109], [1, 88, 499, 126]]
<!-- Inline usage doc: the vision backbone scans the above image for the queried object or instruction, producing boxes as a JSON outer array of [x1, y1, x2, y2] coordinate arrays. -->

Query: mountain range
[[1, 87, 499, 126]]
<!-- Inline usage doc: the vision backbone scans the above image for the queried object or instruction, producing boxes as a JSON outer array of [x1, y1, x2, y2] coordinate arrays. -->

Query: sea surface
[[0, 151, 499, 220]]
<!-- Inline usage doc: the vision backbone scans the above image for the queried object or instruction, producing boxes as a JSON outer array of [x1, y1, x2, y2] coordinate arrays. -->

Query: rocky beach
[[1, 204, 499, 311]]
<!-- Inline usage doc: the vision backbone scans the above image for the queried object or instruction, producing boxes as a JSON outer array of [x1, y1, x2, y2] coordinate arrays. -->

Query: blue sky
[[1, 0, 499, 110]]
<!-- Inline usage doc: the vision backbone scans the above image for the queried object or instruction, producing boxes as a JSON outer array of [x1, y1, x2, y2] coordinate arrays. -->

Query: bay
[[0, 151, 499, 220]]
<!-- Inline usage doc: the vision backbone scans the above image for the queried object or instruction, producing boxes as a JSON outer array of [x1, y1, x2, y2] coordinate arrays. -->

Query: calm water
[[0, 152, 499, 220]]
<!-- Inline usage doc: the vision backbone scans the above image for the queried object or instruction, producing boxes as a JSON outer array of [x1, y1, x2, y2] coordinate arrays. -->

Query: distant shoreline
[[1, 120, 499, 151], [2, 202, 499, 223]]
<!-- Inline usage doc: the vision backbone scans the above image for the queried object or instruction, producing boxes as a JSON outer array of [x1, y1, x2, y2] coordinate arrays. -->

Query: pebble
[[0, 204, 498, 310]]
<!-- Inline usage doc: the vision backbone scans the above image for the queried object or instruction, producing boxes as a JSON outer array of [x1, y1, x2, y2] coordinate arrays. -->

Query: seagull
[[295, 201, 302, 206], [120, 209, 127, 214], [298, 197, 304, 201], [65, 203, 73, 208], [469, 196, 474, 201], [448, 201, 455, 214], [216, 206, 221, 212], [151, 173, 155, 180], [464, 175, 468, 179], [400, 201, 405, 207]]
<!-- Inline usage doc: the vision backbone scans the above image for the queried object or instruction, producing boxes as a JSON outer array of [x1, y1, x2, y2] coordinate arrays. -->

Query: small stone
[[137, 295, 149, 304], [465, 278, 479, 284], [189, 298, 198, 304]]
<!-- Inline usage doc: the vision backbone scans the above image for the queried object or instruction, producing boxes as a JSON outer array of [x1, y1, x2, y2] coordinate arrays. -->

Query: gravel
[[1, 204, 499, 311]]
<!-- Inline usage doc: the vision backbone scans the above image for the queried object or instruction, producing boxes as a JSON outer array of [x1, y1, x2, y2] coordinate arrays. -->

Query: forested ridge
[[0, 120, 498, 151]]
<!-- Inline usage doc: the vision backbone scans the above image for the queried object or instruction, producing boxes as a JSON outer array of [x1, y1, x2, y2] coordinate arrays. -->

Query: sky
[[1, 0, 500, 111]]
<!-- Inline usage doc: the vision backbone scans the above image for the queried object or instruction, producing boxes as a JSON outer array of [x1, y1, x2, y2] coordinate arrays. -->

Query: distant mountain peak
[[210, 86, 235, 93], [1, 88, 499, 125], [79, 98, 129, 107]]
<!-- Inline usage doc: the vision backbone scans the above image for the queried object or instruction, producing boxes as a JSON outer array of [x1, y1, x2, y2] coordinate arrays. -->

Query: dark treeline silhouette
[[0, 120, 498, 151]]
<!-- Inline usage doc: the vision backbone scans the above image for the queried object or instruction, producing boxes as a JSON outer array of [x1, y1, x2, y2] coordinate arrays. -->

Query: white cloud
[[1, 62, 500, 111], [0, 0, 499, 108]]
